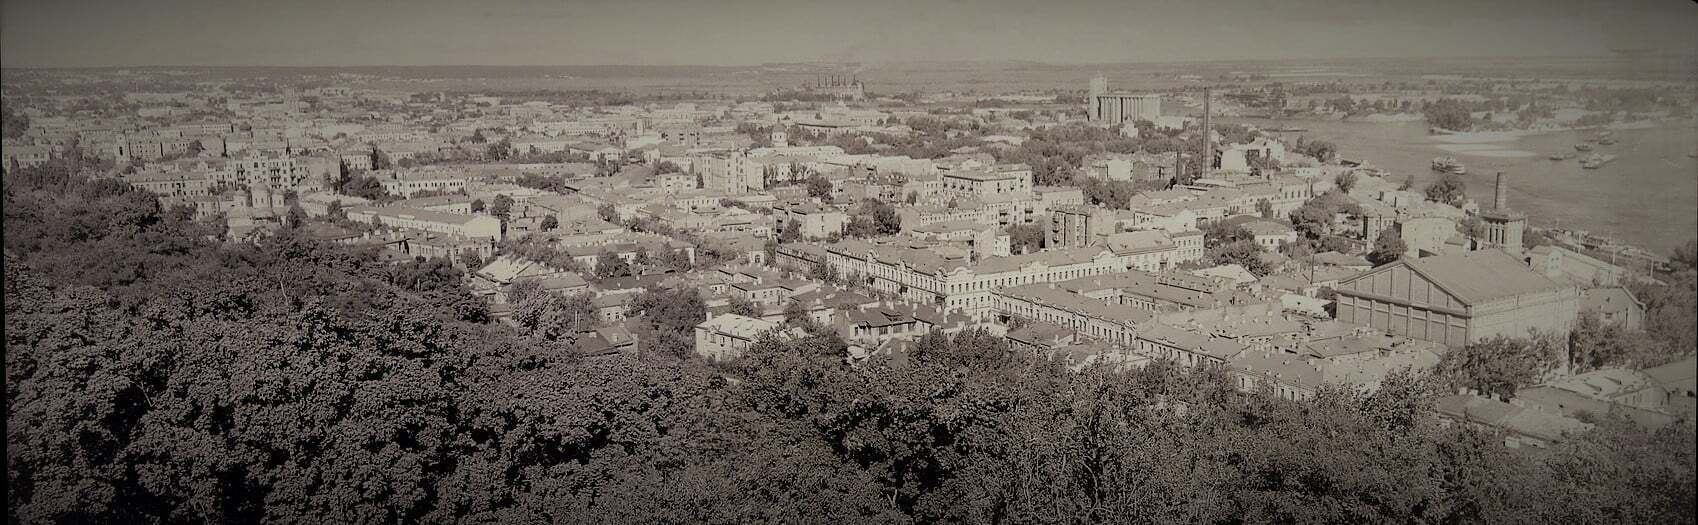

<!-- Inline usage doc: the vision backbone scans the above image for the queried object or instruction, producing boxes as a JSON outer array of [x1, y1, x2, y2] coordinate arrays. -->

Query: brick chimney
[[1493, 171, 1508, 211]]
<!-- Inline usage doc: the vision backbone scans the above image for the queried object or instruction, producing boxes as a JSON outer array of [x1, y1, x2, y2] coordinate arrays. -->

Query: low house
[[1434, 394, 1592, 449], [1580, 287, 1644, 330], [695, 313, 779, 361]]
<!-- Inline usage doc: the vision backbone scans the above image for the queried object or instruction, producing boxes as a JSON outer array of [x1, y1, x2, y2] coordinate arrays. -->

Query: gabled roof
[[1349, 249, 1570, 305], [1580, 287, 1642, 314], [1642, 356, 1697, 389]]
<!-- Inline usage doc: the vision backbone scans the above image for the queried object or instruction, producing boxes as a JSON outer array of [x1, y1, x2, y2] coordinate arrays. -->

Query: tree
[[341, 174, 388, 200], [779, 220, 802, 243], [845, 199, 900, 238], [1629, 271, 1697, 361], [865, 199, 901, 235], [1317, 234, 1356, 254], [1433, 334, 1561, 399], [1203, 221, 1255, 248], [459, 248, 485, 270], [1425, 173, 1467, 207], [1206, 239, 1273, 276], [1458, 215, 1488, 242], [513, 287, 596, 342], [1289, 192, 1354, 240], [1293, 136, 1338, 162], [782, 299, 810, 326], [763, 238, 780, 266], [597, 203, 619, 223], [1007, 224, 1045, 255], [540, 215, 559, 231], [629, 287, 708, 359], [470, 198, 486, 213], [1079, 178, 1138, 210], [1334, 171, 1358, 194], [805, 173, 833, 200], [1423, 98, 1475, 131], [729, 294, 761, 317], [490, 194, 514, 222], [1, 101, 29, 138], [1256, 198, 1274, 219], [326, 200, 347, 223], [371, 147, 392, 170], [285, 203, 307, 229], [486, 138, 513, 161], [594, 251, 632, 279], [1367, 227, 1407, 266], [843, 216, 879, 239], [810, 261, 839, 284], [1671, 238, 1698, 272]]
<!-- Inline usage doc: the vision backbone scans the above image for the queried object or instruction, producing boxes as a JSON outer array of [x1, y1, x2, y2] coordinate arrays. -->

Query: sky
[[2, 0, 1695, 67]]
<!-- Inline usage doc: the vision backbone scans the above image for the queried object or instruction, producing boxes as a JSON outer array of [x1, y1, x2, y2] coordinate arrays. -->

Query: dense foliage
[[5, 165, 1695, 523]]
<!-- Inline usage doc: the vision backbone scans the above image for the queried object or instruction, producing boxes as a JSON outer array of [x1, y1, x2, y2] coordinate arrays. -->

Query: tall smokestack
[[1202, 87, 1213, 178], [1494, 171, 1508, 211], [1172, 154, 1184, 189]]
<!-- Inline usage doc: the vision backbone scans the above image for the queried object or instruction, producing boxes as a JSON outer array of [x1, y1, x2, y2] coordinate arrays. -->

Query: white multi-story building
[[345, 206, 502, 239], [775, 239, 1131, 316], [231, 151, 314, 188], [377, 168, 469, 197], [942, 169, 1031, 197]]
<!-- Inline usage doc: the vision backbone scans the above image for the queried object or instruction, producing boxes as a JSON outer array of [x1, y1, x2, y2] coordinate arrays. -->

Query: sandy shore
[[1433, 145, 1538, 158], [1355, 113, 1424, 123], [1427, 118, 1673, 143], [1431, 131, 1521, 144]]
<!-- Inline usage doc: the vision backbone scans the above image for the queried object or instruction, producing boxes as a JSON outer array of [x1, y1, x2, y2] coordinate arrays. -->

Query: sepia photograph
[[3, 0, 1696, 522]]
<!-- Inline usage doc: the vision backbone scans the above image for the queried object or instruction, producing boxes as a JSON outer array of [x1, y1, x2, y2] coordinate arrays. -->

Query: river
[[1229, 117, 1698, 255]]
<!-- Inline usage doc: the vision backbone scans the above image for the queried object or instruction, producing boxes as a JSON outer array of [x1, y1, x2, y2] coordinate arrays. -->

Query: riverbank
[[1232, 115, 1698, 255], [1411, 117, 1673, 142]]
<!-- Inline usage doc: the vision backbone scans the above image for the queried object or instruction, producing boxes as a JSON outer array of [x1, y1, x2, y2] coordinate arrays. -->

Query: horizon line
[[6, 53, 1694, 71]]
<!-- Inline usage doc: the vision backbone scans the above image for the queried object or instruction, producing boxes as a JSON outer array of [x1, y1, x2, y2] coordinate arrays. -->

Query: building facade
[[1333, 250, 1578, 348]]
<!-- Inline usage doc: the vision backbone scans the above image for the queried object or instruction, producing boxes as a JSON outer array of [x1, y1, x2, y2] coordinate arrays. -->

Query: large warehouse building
[[1332, 249, 1579, 348]]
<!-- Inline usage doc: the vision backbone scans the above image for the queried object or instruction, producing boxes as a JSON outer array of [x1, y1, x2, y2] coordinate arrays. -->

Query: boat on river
[[1431, 156, 1466, 175], [1580, 154, 1618, 169]]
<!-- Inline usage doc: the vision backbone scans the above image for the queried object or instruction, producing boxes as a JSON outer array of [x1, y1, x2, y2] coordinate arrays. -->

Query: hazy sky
[[3, 0, 1695, 67]]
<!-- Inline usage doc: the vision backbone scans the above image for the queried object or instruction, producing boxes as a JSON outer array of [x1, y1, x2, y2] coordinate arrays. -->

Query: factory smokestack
[[1494, 171, 1508, 211], [1202, 87, 1213, 178]]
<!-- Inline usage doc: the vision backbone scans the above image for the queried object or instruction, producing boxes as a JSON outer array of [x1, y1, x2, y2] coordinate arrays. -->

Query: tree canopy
[[1368, 227, 1408, 266], [4, 162, 1694, 523], [1425, 173, 1468, 207]]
